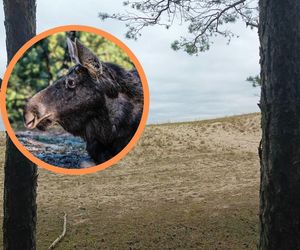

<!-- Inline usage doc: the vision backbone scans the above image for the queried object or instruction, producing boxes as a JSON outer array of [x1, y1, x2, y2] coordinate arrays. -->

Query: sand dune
[[0, 113, 261, 249]]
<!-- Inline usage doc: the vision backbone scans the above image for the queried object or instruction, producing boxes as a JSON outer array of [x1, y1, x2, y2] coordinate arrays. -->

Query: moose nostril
[[24, 111, 34, 120]]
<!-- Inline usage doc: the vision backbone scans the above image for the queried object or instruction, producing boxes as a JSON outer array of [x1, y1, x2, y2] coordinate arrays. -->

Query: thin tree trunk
[[3, 0, 37, 249], [259, 0, 300, 249]]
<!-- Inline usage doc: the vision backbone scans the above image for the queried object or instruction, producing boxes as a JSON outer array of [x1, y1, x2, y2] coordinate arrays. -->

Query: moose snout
[[24, 110, 36, 129], [23, 93, 53, 130], [23, 101, 45, 129]]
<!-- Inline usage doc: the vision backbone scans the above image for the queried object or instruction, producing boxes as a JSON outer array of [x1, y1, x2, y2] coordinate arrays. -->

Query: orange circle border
[[0, 25, 149, 175]]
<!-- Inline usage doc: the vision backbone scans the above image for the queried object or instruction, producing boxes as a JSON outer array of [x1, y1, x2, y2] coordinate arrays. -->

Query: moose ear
[[67, 37, 80, 64], [74, 38, 103, 80]]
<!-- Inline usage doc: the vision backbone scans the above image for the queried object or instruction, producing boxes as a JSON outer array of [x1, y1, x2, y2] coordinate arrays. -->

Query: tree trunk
[[3, 0, 37, 250], [259, 0, 300, 249]]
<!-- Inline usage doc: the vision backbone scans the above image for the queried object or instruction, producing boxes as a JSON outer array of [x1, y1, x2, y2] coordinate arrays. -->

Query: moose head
[[23, 37, 143, 164], [24, 38, 106, 132]]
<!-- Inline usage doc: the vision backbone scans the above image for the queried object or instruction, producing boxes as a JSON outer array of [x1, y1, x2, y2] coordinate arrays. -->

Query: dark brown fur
[[24, 40, 143, 164]]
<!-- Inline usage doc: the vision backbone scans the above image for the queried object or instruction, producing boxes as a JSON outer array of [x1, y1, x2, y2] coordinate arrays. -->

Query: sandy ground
[[0, 113, 261, 249]]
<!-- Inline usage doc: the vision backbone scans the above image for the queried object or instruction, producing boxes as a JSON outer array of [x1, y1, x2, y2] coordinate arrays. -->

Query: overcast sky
[[0, 0, 260, 130]]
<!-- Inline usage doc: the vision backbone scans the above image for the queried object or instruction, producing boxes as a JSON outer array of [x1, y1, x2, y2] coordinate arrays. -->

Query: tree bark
[[3, 0, 37, 250], [259, 0, 300, 249]]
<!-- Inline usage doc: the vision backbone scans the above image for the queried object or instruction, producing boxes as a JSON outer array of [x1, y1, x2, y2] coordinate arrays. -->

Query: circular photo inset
[[0, 25, 149, 174]]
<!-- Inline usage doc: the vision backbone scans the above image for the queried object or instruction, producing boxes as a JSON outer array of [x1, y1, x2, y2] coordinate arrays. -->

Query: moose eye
[[65, 79, 76, 89]]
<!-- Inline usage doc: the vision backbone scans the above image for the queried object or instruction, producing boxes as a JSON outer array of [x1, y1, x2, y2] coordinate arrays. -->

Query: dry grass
[[0, 113, 261, 249]]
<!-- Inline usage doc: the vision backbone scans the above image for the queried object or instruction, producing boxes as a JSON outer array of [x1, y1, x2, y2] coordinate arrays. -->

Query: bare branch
[[48, 213, 67, 249], [246, 21, 259, 28]]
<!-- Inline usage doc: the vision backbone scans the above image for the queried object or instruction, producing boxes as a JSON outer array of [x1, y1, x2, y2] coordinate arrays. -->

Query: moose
[[23, 37, 143, 165]]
